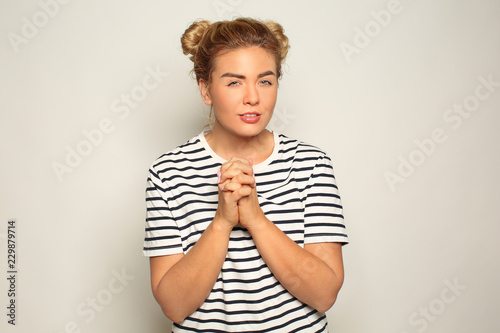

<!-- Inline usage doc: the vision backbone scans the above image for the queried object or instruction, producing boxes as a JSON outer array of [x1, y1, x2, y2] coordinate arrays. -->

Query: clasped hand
[[215, 157, 266, 231]]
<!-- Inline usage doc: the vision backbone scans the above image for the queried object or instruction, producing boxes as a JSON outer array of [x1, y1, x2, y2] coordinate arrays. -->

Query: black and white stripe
[[144, 132, 348, 332]]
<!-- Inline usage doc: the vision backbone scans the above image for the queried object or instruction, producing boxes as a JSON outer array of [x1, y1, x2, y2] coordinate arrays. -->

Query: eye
[[260, 80, 272, 85], [227, 81, 240, 87]]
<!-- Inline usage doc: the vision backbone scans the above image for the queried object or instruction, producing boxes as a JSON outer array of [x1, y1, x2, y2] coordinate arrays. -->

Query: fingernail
[[248, 157, 254, 165], [217, 167, 221, 183]]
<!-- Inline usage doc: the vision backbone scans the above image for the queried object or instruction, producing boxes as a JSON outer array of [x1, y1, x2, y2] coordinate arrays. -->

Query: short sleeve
[[303, 154, 348, 245], [143, 166, 184, 257]]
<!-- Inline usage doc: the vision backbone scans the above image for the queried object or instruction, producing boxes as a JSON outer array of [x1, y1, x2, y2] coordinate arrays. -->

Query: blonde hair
[[181, 17, 290, 84]]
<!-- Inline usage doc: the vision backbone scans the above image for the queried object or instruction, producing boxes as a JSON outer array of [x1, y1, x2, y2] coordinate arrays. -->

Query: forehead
[[212, 47, 276, 75]]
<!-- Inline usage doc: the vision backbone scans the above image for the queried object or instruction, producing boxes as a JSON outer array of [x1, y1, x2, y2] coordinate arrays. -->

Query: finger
[[219, 180, 242, 192], [220, 159, 254, 183], [219, 183, 251, 202], [237, 184, 253, 197], [220, 167, 245, 181], [229, 184, 253, 201], [221, 158, 252, 174], [230, 173, 256, 188], [229, 156, 252, 165]]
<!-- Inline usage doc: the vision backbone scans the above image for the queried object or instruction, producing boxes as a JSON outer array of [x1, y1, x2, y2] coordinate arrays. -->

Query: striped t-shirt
[[143, 131, 348, 332]]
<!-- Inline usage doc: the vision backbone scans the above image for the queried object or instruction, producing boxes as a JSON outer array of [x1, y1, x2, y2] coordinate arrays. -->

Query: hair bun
[[264, 21, 290, 63], [181, 20, 211, 62]]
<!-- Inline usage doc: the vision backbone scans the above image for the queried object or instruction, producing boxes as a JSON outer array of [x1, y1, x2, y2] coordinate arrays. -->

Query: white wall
[[1, 0, 499, 332]]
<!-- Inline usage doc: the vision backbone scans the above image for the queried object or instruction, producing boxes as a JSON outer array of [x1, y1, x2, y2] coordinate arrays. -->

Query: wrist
[[244, 215, 271, 234], [211, 215, 235, 235]]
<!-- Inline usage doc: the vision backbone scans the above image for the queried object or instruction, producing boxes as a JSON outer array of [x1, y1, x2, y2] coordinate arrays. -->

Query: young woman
[[143, 18, 348, 332]]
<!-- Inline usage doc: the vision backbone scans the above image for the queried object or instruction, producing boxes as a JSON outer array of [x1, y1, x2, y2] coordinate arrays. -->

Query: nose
[[243, 84, 259, 106]]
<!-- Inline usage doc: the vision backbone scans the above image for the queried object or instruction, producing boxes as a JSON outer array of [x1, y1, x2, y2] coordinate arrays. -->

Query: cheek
[[263, 88, 278, 106], [212, 90, 239, 108]]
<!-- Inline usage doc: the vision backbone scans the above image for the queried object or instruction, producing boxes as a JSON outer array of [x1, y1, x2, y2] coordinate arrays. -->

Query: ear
[[199, 79, 212, 105]]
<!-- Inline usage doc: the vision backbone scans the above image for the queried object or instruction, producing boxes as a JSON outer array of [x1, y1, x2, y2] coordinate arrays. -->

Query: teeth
[[244, 114, 257, 117]]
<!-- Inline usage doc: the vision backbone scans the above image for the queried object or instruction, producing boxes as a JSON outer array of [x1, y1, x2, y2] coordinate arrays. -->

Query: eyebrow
[[220, 70, 276, 79]]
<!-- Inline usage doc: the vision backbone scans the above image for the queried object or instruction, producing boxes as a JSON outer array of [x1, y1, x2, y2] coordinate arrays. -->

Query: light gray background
[[1, 0, 499, 332]]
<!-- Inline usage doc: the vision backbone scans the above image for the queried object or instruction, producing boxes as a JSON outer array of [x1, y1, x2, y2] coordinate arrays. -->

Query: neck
[[205, 124, 274, 164]]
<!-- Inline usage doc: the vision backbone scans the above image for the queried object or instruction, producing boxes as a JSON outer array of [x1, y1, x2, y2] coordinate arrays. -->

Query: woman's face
[[200, 47, 278, 138]]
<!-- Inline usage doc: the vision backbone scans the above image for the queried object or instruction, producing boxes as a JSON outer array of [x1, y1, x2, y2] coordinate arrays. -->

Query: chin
[[234, 125, 269, 138]]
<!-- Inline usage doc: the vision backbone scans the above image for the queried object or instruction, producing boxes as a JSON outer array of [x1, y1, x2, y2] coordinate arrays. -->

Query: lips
[[239, 112, 261, 124]]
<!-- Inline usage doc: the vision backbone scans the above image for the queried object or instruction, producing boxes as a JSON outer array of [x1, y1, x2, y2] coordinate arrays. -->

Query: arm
[[149, 160, 255, 323], [238, 188, 345, 312], [150, 218, 232, 324], [231, 155, 346, 312]]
